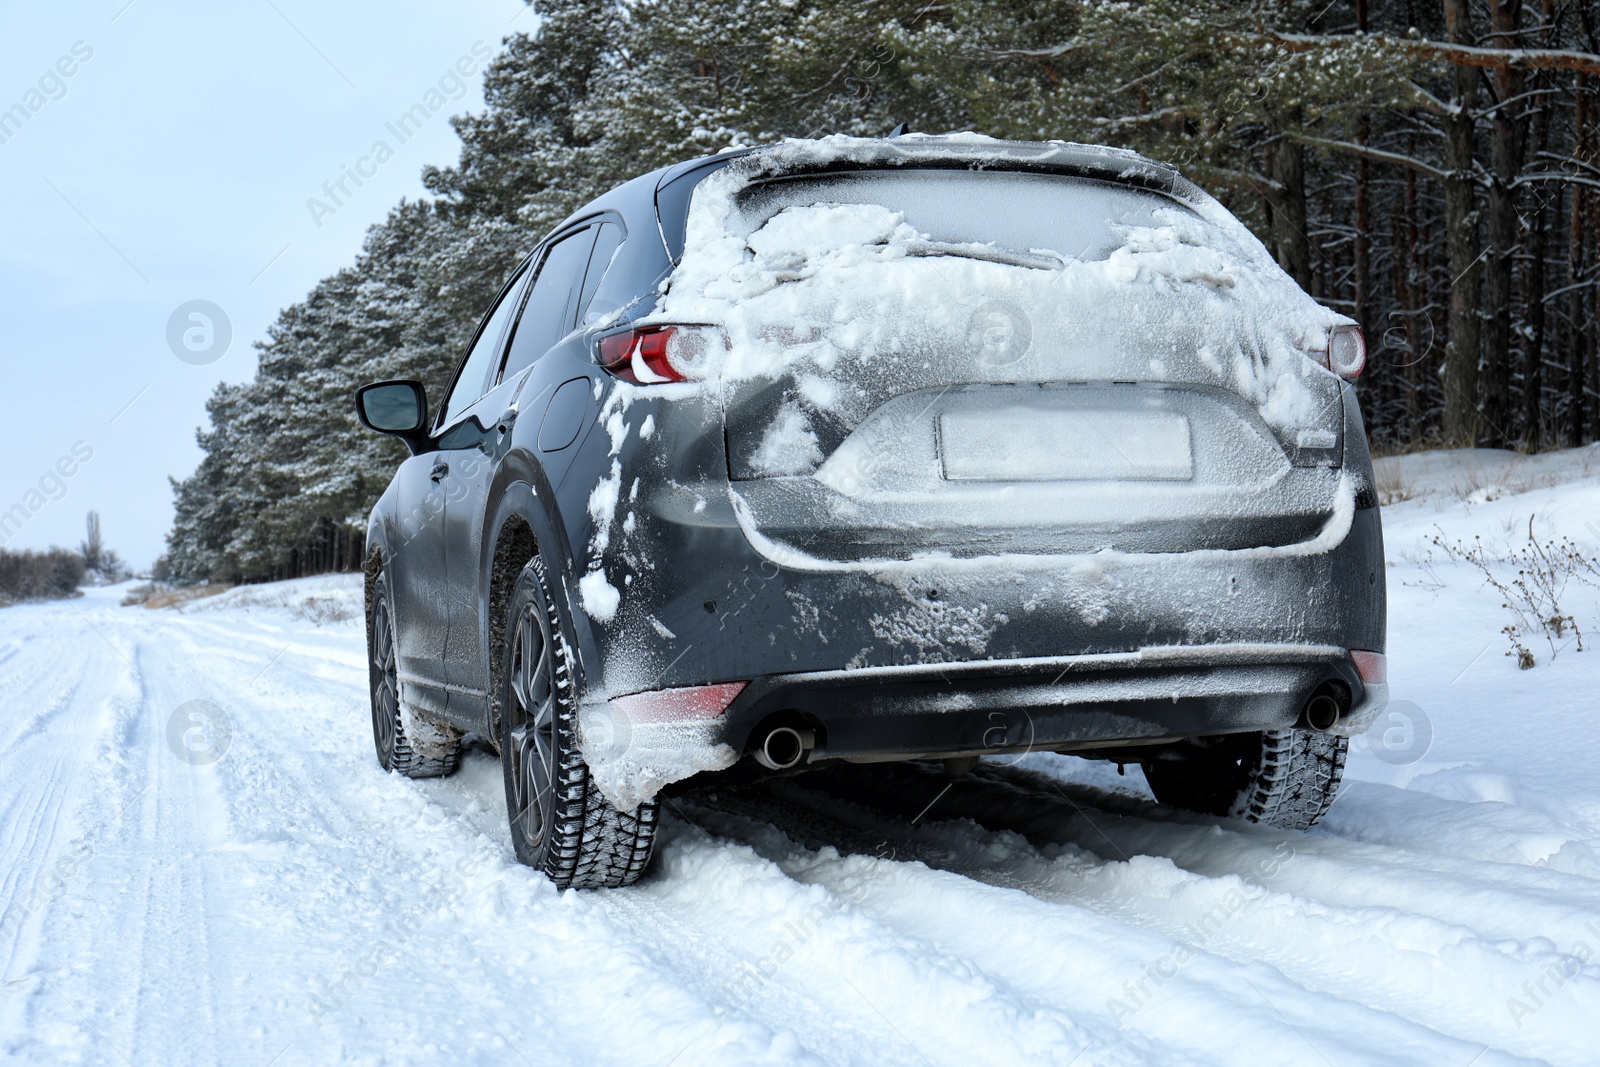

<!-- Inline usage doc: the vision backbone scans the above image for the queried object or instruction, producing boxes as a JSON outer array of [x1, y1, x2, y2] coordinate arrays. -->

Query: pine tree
[[167, 0, 1600, 582]]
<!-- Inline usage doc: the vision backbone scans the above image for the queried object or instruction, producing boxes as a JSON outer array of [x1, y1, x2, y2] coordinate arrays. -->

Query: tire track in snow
[[410, 753, 1136, 1066], [693, 766, 1595, 1066], [119, 609, 824, 1066], [122, 632, 230, 1067], [681, 786, 1541, 1067], [795, 760, 1600, 948], [593, 846, 892, 1067], [0, 606, 137, 1039], [0, 667, 85, 939], [6, 587, 1596, 1066], [601, 812, 1149, 1067], [14, 622, 229, 1067]]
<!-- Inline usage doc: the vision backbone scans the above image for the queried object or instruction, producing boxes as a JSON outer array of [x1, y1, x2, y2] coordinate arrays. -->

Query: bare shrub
[[1431, 516, 1600, 668], [0, 548, 87, 603]]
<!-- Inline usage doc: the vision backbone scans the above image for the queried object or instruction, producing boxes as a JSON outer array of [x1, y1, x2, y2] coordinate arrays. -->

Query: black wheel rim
[[372, 596, 398, 766], [507, 601, 557, 848]]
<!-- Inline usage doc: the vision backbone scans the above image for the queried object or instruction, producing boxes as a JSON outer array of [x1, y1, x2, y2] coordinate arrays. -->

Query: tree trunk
[[1403, 152, 1426, 439], [1523, 166, 1548, 448], [1522, 2, 1557, 449], [1354, 143, 1370, 328], [1353, 0, 1371, 338], [1570, 76, 1593, 445], [1267, 126, 1312, 291], [1392, 213, 1413, 439], [1442, 0, 1484, 447], [1479, 0, 1521, 447], [1590, 115, 1600, 448]]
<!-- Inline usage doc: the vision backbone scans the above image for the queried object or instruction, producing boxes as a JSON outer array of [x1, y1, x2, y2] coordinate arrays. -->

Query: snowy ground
[[3, 449, 1600, 1066]]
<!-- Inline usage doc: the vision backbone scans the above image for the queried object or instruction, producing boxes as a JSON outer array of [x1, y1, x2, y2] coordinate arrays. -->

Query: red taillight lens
[[1326, 325, 1366, 381], [1350, 650, 1386, 684], [597, 325, 689, 384], [608, 681, 748, 724]]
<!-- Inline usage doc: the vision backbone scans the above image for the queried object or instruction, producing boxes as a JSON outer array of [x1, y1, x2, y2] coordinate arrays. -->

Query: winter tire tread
[[1143, 728, 1347, 832], [502, 556, 657, 889]]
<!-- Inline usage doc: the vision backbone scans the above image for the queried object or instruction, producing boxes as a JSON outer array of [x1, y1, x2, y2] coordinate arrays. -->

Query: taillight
[[1349, 650, 1386, 684], [596, 325, 705, 384], [608, 681, 748, 723], [1318, 325, 1366, 381]]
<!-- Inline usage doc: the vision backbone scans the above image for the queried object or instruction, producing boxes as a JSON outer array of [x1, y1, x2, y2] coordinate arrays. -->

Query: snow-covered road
[[4, 448, 1600, 1066]]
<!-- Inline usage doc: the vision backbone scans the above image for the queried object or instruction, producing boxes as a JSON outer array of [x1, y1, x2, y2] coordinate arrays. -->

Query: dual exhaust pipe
[[753, 725, 815, 771]]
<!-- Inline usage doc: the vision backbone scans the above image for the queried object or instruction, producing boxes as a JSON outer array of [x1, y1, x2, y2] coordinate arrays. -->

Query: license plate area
[[939, 407, 1193, 482]]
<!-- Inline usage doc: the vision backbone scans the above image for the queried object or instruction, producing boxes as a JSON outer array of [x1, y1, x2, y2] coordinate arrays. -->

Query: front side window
[[438, 266, 528, 429]]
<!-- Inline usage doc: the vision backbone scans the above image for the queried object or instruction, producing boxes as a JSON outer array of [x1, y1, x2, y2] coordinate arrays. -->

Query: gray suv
[[355, 135, 1387, 888]]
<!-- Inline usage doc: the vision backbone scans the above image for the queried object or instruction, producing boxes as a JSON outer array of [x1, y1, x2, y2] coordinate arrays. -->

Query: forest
[[164, 0, 1600, 584]]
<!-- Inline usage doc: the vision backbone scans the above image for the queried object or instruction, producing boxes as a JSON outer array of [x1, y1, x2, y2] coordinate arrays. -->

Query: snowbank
[[173, 572, 364, 627]]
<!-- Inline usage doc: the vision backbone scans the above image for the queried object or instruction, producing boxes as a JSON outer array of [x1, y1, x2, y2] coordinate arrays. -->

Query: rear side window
[[575, 221, 625, 326], [500, 226, 597, 381], [656, 158, 736, 261]]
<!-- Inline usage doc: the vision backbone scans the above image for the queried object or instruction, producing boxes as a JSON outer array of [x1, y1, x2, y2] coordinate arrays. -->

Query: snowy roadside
[[0, 448, 1596, 1065]]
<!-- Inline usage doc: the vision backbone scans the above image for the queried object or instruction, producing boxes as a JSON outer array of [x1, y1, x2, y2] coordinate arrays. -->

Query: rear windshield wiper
[[903, 239, 1065, 271]]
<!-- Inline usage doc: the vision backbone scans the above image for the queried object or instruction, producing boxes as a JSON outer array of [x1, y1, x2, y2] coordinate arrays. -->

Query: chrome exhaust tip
[[1304, 692, 1343, 732], [755, 725, 814, 771]]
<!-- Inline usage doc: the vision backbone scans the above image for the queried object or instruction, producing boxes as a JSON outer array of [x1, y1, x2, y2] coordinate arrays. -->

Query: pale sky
[[1, 0, 535, 569]]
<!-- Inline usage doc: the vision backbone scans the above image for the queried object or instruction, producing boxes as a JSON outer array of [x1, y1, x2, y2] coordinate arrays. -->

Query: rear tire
[[499, 556, 657, 889], [1142, 729, 1347, 831], [368, 579, 462, 778]]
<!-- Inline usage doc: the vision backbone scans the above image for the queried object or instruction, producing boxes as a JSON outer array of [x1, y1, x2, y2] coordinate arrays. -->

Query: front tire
[[1142, 729, 1347, 831], [368, 580, 462, 778], [499, 556, 657, 889]]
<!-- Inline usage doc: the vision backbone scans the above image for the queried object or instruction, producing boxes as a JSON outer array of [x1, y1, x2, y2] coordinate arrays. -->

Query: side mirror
[[355, 380, 432, 454]]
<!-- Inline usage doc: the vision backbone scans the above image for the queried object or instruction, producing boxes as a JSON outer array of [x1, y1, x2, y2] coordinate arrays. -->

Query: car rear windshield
[[729, 168, 1193, 262]]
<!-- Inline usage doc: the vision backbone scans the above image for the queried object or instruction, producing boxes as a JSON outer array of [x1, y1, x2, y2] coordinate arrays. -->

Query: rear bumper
[[584, 490, 1387, 697], [565, 384, 1385, 702], [580, 641, 1386, 809], [719, 642, 1384, 763]]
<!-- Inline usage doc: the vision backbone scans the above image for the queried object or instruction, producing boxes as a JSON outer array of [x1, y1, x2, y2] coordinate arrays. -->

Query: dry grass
[[1374, 463, 1417, 506], [1368, 433, 1443, 461], [126, 584, 231, 609], [179, 581, 360, 625], [1446, 458, 1568, 505], [295, 594, 356, 625]]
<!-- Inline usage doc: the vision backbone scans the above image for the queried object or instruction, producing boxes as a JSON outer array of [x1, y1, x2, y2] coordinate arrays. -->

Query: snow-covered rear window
[[656, 138, 1351, 449], [733, 170, 1190, 263]]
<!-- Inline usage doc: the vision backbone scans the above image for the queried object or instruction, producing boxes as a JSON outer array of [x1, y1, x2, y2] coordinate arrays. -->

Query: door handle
[[429, 460, 449, 482]]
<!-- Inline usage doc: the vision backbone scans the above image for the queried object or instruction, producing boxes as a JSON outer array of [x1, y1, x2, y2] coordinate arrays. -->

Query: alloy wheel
[[371, 595, 399, 768], [505, 600, 558, 848]]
